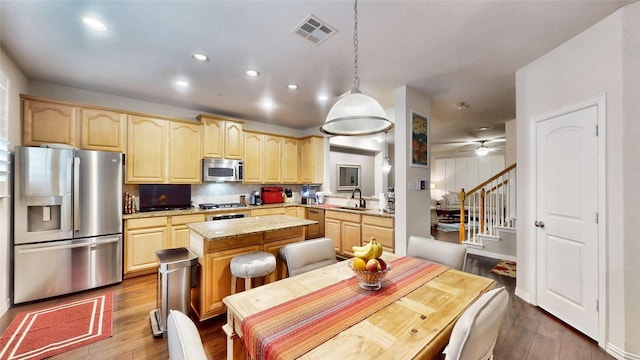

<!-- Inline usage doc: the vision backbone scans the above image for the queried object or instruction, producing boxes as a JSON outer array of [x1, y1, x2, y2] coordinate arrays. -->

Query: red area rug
[[491, 260, 516, 278], [0, 292, 113, 360]]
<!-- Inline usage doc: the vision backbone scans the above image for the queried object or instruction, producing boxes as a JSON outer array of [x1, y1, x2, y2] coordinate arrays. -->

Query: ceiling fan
[[455, 138, 506, 156]]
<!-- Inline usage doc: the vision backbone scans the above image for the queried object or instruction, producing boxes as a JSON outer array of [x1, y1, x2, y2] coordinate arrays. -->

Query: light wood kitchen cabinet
[[243, 132, 263, 183], [285, 206, 306, 219], [305, 208, 325, 239], [169, 214, 205, 248], [127, 116, 202, 184], [168, 121, 202, 183], [80, 108, 127, 152], [282, 137, 299, 183], [191, 225, 305, 320], [198, 115, 243, 159], [124, 217, 169, 276], [22, 96, 78, 147], [200, 244, 261, 319], [126, 115, 168, 183], [263, 135, 282, 183], [324, 210, 360, 257], [250, 207, 286, 217], [361, 215, 395, 253], [300, 136, 324, 184]]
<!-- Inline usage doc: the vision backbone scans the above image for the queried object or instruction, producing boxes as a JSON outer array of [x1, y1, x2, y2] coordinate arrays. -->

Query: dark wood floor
[[0, 230, 612, 359]]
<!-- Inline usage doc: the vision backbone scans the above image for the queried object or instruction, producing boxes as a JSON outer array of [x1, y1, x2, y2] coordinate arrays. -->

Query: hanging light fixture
[[381, 132, 391, 174], [320, 0, 393, 136], [475, 142, 490, 156]]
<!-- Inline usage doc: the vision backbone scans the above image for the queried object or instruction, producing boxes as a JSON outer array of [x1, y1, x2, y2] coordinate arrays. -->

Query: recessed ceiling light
[[175, 80, 189, 87], [192, 53, 209, 62], [262, 100, 275, 110], [317, 95, 329, 101], [82, 17, 108, 32], [477, 126, 490, 131], [288, 84, 298, 90], [246, 70, 259, 77]]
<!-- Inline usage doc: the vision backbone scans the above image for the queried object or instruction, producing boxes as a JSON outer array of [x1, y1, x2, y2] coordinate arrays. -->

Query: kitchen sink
[[338, 206, 369, 211]]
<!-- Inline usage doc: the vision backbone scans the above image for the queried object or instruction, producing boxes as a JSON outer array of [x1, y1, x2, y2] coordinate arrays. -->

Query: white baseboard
[[465, 247, 517, 262], [514, 287, 531, 303], [0, 297, 10, 318], [607, 342, 640, 360]]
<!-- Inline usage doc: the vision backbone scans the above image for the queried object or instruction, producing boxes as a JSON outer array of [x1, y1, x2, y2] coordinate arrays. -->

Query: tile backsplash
[[123, 183, 304, 209]]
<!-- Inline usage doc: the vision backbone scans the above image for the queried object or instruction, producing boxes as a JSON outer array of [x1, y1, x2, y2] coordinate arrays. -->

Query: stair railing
[[457, 163, 517, 244]]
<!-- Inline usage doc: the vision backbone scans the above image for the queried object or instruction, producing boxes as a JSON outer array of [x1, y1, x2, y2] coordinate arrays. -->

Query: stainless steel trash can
[[150, 247, 199, 337]]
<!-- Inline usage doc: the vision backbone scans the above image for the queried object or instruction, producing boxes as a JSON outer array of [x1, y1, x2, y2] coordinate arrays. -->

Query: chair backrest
[[443, 287, 509, 360], [407, 235, 467, 270], [167, 309, 208, 360], [281, 237, 337, 276]]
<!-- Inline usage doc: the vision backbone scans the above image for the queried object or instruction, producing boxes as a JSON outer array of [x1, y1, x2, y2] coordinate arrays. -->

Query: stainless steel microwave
[[202, 159, 243, 182]]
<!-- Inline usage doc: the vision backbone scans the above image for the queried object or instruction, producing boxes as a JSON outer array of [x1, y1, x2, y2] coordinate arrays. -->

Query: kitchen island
[[187, 215, 317, 320]]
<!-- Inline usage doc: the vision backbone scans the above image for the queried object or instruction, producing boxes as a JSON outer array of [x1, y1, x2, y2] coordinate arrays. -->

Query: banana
[[370, 238, 383, 258], [351, 243, 369, 253], [353, 242, 374, 259], [353, 238, 384, 260]]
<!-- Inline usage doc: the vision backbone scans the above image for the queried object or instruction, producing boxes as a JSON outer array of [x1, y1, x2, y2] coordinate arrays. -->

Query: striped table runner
[[241, 257, 448, 360]]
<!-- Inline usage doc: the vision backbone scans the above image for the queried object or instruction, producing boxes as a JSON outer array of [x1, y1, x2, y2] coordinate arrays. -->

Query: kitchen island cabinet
[[187, 215, 316, 320]]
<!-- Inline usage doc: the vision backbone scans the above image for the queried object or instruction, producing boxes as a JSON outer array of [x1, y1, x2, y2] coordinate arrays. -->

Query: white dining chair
[[279, 237, 337, 276], [407, 235, 467, 270], [442, 287, 509, 360], [167, 309, 208, 360]]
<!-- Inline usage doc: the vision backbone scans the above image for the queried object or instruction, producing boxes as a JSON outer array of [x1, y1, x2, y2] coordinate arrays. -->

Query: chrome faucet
[[351, 188, 366, 208]]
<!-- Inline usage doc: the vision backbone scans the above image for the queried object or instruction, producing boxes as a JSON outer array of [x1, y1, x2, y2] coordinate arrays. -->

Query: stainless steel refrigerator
[[13, 146, 123, 303]]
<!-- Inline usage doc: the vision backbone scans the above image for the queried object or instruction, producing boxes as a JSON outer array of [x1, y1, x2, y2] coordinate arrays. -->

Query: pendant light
[[381, 132, 391, 174], [320, 0, 393, 136]]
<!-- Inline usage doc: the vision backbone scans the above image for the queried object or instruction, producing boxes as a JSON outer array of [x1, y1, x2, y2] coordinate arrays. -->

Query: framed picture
[[410, 110, 429, 167]]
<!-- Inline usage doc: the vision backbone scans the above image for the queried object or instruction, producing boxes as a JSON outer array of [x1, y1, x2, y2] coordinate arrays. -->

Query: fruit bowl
[[348, 258, 392, 291]]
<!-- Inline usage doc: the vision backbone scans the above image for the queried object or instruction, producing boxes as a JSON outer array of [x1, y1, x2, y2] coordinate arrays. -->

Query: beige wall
[[0, 46, 29, 317], [505, 119, 516, 166], [516, 3, 639, 356]]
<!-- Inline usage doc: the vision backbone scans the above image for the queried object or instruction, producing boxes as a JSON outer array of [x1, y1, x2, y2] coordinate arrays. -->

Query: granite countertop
[[187, 215, 317, 240], [122, 202, 395, 220]]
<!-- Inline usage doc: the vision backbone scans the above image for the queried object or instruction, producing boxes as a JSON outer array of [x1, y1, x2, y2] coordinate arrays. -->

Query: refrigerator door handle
[[65, 157, 74, 232], [15, 237, 120, 254], [74, 157, 80, 232]]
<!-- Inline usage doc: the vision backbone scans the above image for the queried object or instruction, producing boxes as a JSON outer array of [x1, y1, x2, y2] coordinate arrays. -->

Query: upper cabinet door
[[281, 137, 298, 183], [22, 97, 77, 147], [202, 118, 224, 158], [169, 121, 202, 184], [126, 116, 168, 183], [300, 136, 324, 184], [200, 115, 243, 159], [263, 135, 282, 183], [224, 121, 243, 159], [243, 132, 263, 183], [81, 108, 127, 152]]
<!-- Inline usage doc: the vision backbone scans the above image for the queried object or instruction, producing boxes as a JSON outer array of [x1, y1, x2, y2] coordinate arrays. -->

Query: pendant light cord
[[352, 0, 360, 93]]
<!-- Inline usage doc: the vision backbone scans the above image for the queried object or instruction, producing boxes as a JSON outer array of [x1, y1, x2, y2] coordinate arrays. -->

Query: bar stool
[[230, 251, 276, 294]]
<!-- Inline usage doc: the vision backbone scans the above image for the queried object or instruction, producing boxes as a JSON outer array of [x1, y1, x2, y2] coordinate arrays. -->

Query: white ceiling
[[0, 0, 632, 154]]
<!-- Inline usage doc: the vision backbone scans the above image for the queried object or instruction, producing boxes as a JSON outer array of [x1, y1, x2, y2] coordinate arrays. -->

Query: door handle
[[535, 221, 545, 228]]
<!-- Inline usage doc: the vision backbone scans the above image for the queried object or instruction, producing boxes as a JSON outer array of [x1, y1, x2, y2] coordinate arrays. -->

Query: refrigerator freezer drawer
[[14, 235, 122, 304]]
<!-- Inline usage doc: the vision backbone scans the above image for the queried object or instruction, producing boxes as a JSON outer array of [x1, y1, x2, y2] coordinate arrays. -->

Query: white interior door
[[535, 105, 599, 340]]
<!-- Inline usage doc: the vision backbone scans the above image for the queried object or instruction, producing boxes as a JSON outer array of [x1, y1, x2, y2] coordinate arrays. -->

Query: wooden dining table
[[222, 253, 495, 360]]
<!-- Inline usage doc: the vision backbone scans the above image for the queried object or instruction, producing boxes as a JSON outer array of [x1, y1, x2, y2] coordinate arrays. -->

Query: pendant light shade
[[322, 92, 393, 136], [320, 0, 393, 136], [381, 131, 391, 174]]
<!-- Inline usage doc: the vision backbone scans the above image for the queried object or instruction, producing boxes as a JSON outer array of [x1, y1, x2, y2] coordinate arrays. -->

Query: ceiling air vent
[[292, 15, 337, 45]]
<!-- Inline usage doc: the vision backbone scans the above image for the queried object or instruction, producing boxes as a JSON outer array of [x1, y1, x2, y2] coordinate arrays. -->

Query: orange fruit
[[353, 257, 367, 271]]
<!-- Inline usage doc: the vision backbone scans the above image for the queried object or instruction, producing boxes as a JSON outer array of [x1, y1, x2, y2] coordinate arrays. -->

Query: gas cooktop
[[199, 203, 246, 210]]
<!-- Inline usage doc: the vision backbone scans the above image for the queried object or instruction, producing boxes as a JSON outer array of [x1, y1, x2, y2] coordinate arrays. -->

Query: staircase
[[456, 164, 517, 261]]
